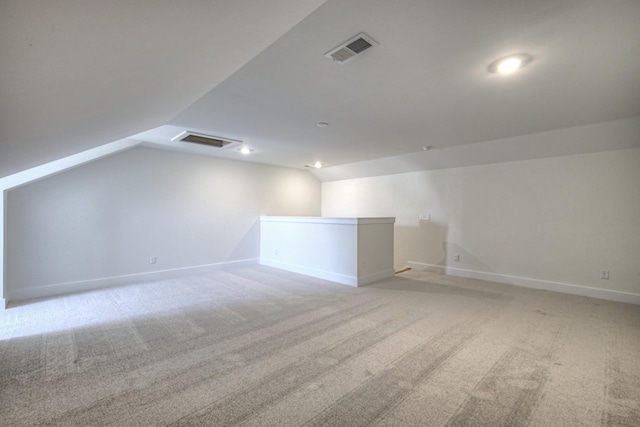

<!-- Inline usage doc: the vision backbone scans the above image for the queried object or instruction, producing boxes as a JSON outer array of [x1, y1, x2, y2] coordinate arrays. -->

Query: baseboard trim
[[260, 259, 395, 287], [7, 259, 259, 303], [407, 261, 640, 305], [260, 258, 359, 286]]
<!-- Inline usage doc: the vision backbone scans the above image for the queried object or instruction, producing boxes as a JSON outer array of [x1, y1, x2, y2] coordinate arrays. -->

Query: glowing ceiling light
[[489, 54, 533, 75], [497, 57, 522, 74]]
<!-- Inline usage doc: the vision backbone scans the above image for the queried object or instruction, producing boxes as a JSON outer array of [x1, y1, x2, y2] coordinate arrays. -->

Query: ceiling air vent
[[325, 32, 377, 64], [171, 131, 241, 149]]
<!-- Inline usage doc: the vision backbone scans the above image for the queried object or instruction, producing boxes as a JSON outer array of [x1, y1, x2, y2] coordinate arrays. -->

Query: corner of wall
[[1, 189, 6, 309]]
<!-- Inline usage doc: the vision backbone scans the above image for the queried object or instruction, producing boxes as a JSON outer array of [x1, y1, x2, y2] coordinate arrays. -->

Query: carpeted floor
[[0, 265, 638, 426]]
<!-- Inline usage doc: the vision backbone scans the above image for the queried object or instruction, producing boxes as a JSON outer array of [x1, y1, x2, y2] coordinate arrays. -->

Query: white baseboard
[[407, 261, 640, 305], [260, 258, 358, 286], [260, 259, 394, 287], [1, 298, 6, 309], [7, 259, 259, 303]]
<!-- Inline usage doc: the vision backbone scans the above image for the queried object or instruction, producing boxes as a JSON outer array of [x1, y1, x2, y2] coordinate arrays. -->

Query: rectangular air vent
[[325, 32, 377, 64], [171, 131, 241, 149]]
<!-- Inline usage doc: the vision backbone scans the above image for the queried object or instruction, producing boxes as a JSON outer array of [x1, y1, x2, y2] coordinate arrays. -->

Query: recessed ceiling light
[[304, 161, 325, 169], [422, 146, 433, 151], [239, 147, 252, 155], [489, 54, 533, 75], [316, 122, 329, 128]]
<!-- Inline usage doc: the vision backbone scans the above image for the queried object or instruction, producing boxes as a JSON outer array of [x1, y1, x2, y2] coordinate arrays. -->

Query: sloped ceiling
[[0, 0, 326, 178], [137, 0, 640, 172], [2, 0, 640, 180]]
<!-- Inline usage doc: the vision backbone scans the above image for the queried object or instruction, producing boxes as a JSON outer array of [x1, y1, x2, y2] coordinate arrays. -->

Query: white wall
[[260, 216, 395, 286], [322, 148, 640, 302], [6, 147, 320, 300]]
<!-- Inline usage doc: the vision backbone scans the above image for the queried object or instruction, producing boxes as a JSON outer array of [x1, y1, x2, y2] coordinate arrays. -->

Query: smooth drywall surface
[[322, 148, 640, 298], [313, 116, 640, 182], [6, 147, 320, 298], [259, 217, 395, 286], [0, 0, 326, 178]]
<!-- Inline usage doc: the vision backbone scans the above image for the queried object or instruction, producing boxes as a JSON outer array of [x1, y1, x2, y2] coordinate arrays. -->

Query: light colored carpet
[[0, 265, 638, 426]]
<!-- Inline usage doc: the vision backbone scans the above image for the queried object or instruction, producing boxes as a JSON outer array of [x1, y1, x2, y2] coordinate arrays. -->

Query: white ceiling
[[138, 0, 640, 171], [0, 0, 326, 178], [3, 0, 640, 179]]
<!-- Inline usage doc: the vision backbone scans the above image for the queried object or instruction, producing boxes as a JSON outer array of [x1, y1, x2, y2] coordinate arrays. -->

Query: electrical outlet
[[419, 214, 431, 221], [453, 254, 460, 262], [150, 256, 157, 264], [600, 270, 609, 280]]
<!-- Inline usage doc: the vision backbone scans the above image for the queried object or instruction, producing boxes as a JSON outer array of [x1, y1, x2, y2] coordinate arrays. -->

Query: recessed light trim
[[304, 162, 325, 169], [317, 122, 329, 128], [489, 53, 533, 75]]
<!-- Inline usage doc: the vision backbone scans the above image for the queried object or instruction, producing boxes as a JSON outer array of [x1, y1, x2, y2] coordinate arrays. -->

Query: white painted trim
[[7, 259, 258, 303], [0, 138, 140, 191], [260, 258, 394, 287], [1, 298, 6, 309], [259, 216, 395, 225], [260, 258, 358, 286], [407, 261, 640, 305]]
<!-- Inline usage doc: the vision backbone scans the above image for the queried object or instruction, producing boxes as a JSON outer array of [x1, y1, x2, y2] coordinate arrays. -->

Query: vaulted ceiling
[[0, 0, 326, 178], [2, 0, 640, 179]]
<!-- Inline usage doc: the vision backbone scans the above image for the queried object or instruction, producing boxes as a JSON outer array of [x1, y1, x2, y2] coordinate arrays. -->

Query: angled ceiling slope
[[162, 0, 640, 171], [0, 0, 326, 178]]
